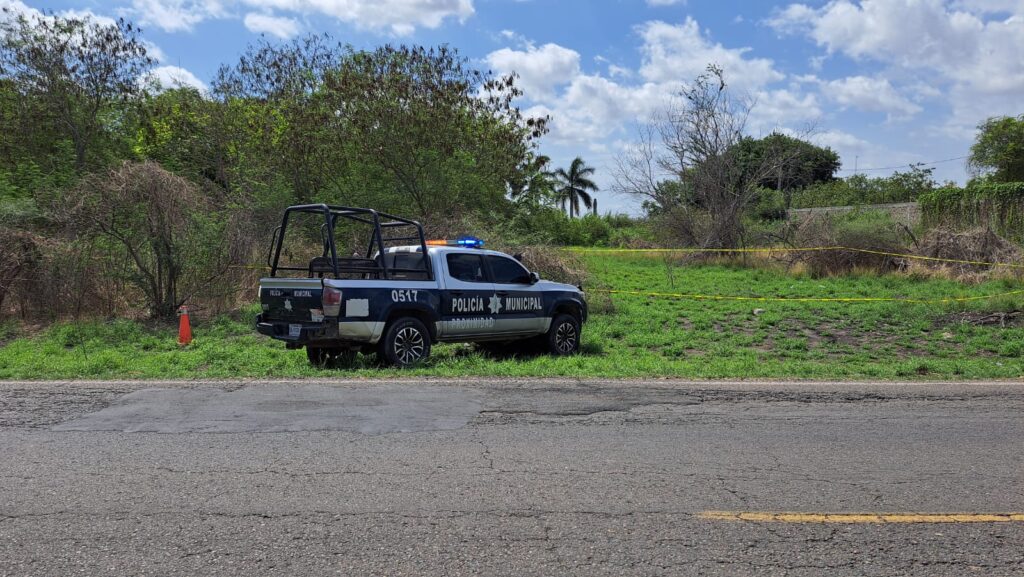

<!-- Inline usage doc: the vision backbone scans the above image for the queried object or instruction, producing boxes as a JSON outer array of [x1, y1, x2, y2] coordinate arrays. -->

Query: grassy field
[[1, 251, 1023, 380]]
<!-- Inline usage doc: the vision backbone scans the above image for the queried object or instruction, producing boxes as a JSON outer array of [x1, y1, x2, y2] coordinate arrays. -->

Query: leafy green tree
[[326, 45, 546, 219], [212, 35, 344, 199], [510, 154, 556, 205], [969, 115, 1024, 183], [554, 157, 598, 218], [734, 133, 840, 208], [132, 88, 224, 185], [0, 10, 153, 171]]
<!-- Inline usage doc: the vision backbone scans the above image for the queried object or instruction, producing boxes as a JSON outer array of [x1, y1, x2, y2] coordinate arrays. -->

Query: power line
[[838, 155, 969, 172]]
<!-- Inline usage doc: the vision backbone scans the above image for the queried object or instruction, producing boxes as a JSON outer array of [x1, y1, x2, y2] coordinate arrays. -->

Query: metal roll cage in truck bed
[[266, 204, 433, 280]]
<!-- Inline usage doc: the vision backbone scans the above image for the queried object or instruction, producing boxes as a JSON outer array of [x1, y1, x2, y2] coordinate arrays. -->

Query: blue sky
[[10, 0, 1024, 214]]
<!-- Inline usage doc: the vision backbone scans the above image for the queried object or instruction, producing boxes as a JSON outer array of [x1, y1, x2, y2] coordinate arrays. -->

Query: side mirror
[[529, 272, 540, 285]]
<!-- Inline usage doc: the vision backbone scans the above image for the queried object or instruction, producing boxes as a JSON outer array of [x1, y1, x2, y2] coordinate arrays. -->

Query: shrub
[[68, 161, 253, 321], [917, 228, 1023, 276], [790, 210, 912, 276], [791, 167, 936, 209], [919, 182, 1024, 243], [752, 187, 786, 220]]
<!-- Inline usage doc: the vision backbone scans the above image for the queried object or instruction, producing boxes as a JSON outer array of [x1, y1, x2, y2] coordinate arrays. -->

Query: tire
[[545, 313, 581, 356], [306, 346, 329, 367], [378, 317, 431, 367]]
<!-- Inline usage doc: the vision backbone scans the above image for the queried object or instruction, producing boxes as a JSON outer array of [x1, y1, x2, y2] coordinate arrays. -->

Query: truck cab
[[256, 205, 587, 367]]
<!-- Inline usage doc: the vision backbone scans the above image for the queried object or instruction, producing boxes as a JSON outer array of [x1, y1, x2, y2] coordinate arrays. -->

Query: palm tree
[[554, 156, 599, 218], [510, 155, 556, 204]]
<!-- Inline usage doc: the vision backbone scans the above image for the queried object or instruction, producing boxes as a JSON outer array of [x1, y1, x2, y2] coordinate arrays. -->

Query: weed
[[1, 252, 1023, 380]]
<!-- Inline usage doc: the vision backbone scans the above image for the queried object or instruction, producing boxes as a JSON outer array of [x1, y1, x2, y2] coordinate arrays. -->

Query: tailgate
[[259, 278, 324, 322]]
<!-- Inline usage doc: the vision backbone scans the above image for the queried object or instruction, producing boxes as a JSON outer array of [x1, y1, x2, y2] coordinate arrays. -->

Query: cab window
[[446, 253, 487, 283], [486, 255, 532, 285]]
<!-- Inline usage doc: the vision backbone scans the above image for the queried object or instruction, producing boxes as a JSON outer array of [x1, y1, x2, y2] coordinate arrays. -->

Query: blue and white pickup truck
[[255, 205, 587, 367]]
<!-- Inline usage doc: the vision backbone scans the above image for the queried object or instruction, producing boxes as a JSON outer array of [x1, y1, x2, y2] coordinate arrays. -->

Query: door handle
[[496, 291, 509, 296], [449, 291, 463, 297]]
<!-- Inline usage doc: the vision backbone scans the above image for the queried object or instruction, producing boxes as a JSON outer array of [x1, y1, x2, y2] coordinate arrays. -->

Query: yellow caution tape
[[570, 246, 1024, 270], [590, 288, 1024, 304]]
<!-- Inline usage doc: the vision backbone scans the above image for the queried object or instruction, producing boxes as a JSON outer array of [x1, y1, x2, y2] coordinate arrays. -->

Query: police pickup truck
[[255, 205, 587, 367]]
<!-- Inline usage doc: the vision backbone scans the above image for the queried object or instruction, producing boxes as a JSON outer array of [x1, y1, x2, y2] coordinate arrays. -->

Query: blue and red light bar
[[426, 236, 485, 248]]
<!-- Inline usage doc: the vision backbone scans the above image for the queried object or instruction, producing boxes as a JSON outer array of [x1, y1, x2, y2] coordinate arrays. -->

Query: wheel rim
[[555, 321, 577, 353], [394, 326, 426, 364]]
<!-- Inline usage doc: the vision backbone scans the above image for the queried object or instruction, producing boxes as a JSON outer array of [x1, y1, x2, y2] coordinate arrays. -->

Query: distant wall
[[786, 202, 920, 226]]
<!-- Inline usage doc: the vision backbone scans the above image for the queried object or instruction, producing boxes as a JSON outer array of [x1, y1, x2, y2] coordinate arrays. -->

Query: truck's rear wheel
[[379, 317, 431, 367], [546, 313, 581, 356]]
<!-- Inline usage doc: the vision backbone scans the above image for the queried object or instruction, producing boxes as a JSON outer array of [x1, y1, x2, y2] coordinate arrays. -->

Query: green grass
[[2, 252, 1024, 380]]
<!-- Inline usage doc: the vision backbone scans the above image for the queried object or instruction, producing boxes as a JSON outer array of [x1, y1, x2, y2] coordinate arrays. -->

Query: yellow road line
[[700, 511, 1024, 523]]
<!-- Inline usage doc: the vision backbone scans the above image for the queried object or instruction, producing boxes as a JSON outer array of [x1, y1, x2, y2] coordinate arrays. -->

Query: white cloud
[[763, 4, 819, 35], [485, 43, 581, 100], [637, 19, 784, 91], [646, 0, 686, 5], [241, 0, 473, 35], [813, 129, 870, 153], [59, 8, 118, 27], [243, 12, 299, 38], [487, 17, 804, 150], [607, 64, 632, 79], [0, 0, 41, 22], [144, 65, 208, 91], [747, 88, 822, 133], [2, 1, 118, 28], [819, 75, 921, 119], [143, 41, 167, 62], [951, 0, 1024, 13], [126, 0, 472, 35], [766, 0, 1024, 134], [129, 0, 226, 33]]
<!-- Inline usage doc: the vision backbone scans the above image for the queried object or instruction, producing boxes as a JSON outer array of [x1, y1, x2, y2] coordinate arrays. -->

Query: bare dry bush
[[788, 212, 911, 277], [614, 66, 813, 249], [65, 161, 252, 320], [914, 228, 1023, 280]]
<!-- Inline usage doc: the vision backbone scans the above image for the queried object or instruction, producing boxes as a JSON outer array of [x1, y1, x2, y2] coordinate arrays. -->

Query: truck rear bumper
[[255, 315, 385, 347], [255, 314, 339, 348]]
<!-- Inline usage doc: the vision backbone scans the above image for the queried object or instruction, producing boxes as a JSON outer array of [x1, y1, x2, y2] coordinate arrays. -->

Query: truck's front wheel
[[379, 317, 431, 367], [546, 313, 581, 356]]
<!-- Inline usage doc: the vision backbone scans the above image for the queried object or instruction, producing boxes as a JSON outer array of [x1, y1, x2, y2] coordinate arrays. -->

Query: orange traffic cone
[[177, 305, 193, 346]]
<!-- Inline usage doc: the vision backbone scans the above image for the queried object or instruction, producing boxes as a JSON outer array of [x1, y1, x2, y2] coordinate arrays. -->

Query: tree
[[71, 162, 246, 321], [212, 35, 344, 199], [132, 87, 224, 185], [509, 154, 556, 205], [326, 45, 547, 219], [554, 157, 598, 218], [734, 133, 840, 208], [614, 65, 807, 247], [969, 115, 1024, 183], [0, 10, 153, 171]]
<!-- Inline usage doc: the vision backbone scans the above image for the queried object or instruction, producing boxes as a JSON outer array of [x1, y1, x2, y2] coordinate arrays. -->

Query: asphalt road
[[1, 379, 1022, 576]]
